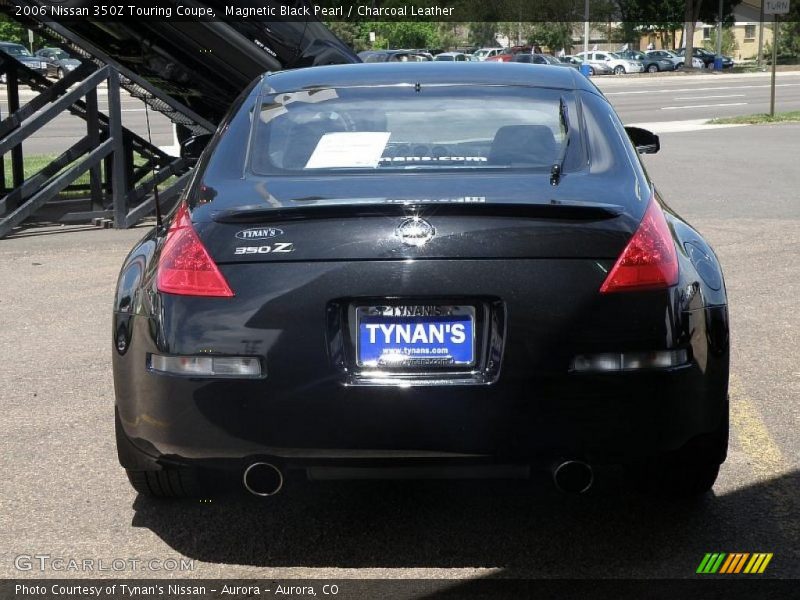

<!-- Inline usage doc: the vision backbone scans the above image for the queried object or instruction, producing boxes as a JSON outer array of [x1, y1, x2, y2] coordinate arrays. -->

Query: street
[[0, 86, 175, 155], [595, 70, 800, 124], [0, 120, 798, 579]]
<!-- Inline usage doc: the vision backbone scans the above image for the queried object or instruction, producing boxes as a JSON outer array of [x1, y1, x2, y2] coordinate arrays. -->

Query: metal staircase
[[0, 0, 358, 237]]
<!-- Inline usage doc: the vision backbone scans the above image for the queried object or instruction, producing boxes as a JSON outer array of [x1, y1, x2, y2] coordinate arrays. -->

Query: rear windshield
[[249, 85, 571, 175], [3, 44, 31, 56]]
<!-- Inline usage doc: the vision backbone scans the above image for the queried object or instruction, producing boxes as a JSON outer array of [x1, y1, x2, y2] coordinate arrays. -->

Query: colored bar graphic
[[698, 552, 773, 574], [697, 553, 714, 574], [734, 553, 750, 573], [758, 554, 773, 573], [719, 554, 735, 573]]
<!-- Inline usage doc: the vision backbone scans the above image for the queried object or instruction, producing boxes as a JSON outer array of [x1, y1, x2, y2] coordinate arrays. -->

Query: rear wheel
[[629, 417, 727, 497], [630, 460, 720, 497], [647, 64, 659, 73], [614, 65, 626, 75], [57, 68, 64, 79], [587, 66, 595, 75]]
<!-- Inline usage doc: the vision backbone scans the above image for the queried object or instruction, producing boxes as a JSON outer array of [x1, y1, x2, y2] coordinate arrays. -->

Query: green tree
[[0, 14, 28, 46], [530, 23, 575, 54], [467, 23, 498, 47], [703, 25, 737, 56], [326, 21, 371, 53], [776, 3, 800, 61], [373, 22, 441, 49]]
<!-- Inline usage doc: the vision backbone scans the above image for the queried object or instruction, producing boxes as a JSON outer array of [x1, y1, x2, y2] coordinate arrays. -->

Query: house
[[639, 0, 774, 62]]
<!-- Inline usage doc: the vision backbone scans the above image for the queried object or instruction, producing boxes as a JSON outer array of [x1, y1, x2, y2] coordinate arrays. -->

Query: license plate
[[356, 305, 475, 368]]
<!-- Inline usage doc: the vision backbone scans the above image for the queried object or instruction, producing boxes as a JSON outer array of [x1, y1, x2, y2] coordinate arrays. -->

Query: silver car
[[576, 51, 645, 75], [560, 55, 613, 75], [646, 49, 704, 70]]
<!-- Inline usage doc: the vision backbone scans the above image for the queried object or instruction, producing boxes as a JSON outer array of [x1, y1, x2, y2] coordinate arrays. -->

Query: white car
[[433, 52, 469, 62], [646, 50, 704, 70], [576, 51, 645, 75], [472, 47, 504, 61]]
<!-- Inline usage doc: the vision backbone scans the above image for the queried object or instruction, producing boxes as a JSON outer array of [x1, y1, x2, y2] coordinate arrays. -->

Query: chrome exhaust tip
[[552, 460, 594, 494], [243, 462, 284, 497]]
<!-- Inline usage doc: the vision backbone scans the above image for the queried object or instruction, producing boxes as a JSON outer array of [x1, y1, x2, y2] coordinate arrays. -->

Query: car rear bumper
[[115, 312, 728, 472]]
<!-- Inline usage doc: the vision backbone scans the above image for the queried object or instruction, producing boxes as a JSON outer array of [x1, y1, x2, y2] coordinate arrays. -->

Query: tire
[[629, 415, 728, 497], [676, 62, 683, 69], [588, 66, 595, 75], [629, 460, 720, 497], [57, 68, 64, 79], [647, 64, 659, 73], [126, 468, 207, 498], [614, 65, 626, 75]]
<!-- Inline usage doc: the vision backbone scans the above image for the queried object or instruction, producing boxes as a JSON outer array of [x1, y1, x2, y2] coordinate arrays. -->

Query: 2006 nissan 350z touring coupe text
[[113, 63, 728, 499]]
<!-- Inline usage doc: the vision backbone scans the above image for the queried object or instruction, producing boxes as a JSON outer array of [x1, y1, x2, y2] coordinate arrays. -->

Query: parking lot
[[1, 94, 799, 579]]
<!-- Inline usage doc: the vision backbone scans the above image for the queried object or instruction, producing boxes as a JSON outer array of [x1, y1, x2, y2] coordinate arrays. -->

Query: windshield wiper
[[550, 97, 570, 186]]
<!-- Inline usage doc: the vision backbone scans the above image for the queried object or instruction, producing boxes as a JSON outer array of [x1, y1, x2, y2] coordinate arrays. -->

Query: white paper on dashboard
[[305, 132, 391, 169]]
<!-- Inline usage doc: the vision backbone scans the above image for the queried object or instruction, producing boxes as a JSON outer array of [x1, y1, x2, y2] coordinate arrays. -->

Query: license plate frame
[[355, 304, 476, 369]]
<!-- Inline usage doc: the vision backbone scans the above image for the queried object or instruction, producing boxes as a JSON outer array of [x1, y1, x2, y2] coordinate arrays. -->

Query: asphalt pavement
[[595, 70, 800, 124], [0, 122, 798, 580]]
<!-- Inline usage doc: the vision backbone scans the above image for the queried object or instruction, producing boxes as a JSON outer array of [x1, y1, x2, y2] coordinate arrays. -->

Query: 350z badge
[[234, 243, 294, 254]]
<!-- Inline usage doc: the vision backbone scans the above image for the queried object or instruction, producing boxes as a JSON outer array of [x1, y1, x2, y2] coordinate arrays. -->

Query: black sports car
[[113, 63, 729, 499]]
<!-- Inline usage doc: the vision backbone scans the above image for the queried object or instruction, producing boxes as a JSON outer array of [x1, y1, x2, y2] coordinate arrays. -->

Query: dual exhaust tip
[[552, 460, 594, 494], [242, 462, 284, 497], [242, 459, 593, 496]]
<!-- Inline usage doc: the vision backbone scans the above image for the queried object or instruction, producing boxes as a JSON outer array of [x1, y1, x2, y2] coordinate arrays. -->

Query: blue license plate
[[357, 306, 475, 368]]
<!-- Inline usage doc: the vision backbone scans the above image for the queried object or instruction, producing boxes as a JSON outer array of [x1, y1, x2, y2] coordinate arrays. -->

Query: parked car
[[616, 50, 675, 73], [358, 50, 431, 63], [114, 62, 729, 500], [486, 46, 534, 63], [559, 55, 613, 75], [0, 41, 49, 82], [34, 47, 82, 78], [473, 47, 505, 61], [645, 49, 703, 69], [575, 51, 645, 75], [434, 52, 469, 62], [513, 53, 578, 69], [675, 47, 734, 69]]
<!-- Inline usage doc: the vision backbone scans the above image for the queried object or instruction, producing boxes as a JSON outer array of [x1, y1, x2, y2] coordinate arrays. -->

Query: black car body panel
[[113, 64, 728, 483]]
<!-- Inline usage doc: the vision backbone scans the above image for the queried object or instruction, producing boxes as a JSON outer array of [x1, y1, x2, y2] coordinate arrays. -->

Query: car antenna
[[143, 98, 163, 230]]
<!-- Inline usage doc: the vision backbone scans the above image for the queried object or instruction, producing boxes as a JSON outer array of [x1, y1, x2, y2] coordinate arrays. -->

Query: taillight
[[156, 203, 234, 297], [599, 197, 678, 293]]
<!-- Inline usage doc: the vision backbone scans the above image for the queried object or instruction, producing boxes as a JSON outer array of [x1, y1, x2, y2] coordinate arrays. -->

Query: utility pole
[[770, 14, 779, 115], [757, 0, 766, 68], [715, 0, 723, 69], [584, 0, 590, 56], [765, 0, 790, 116]]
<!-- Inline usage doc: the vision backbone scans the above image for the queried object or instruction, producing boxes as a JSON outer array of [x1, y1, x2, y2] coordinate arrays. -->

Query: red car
[[485, 46, 533, 63]]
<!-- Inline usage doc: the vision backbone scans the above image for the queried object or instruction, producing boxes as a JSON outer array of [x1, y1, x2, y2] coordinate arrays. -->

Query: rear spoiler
[[211, 201, 626, 224]]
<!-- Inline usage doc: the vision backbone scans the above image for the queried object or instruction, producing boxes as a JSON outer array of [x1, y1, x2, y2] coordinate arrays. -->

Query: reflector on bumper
[[149, 354, 262, 377], [571, 350, 687, 372]]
